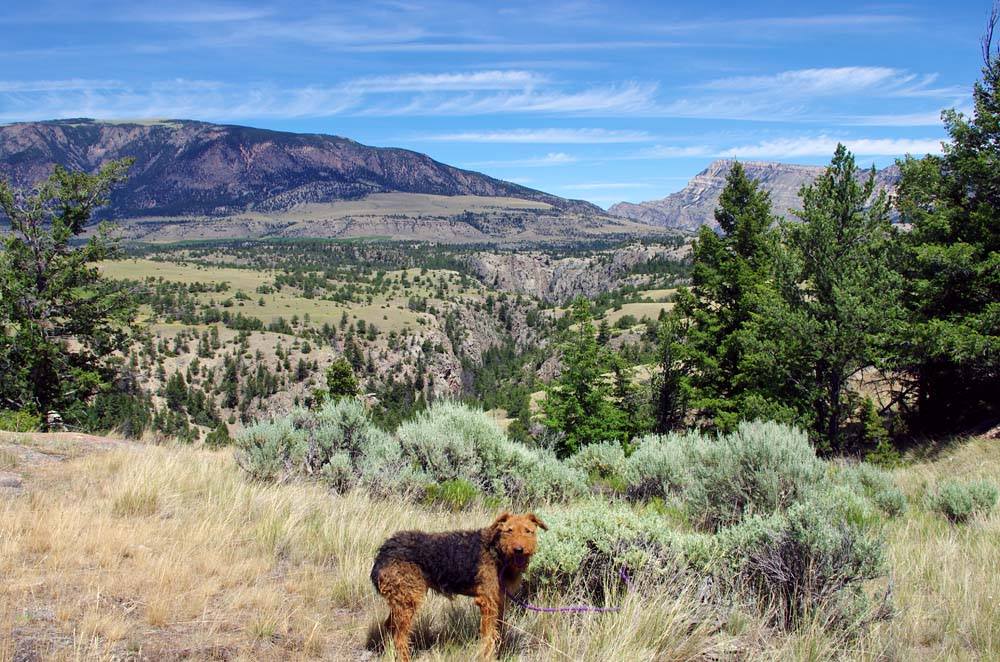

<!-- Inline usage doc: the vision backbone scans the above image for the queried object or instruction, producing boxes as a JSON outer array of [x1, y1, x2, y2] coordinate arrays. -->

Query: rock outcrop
[[609, 159, 900, 231]]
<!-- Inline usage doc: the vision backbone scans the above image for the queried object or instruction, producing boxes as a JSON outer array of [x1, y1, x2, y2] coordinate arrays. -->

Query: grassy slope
[[1, 433, 997, 661], [100, 260, 480, 333]]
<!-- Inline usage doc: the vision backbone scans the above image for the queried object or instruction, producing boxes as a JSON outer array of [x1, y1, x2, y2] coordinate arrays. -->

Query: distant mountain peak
[[609, 159, 899, 231]]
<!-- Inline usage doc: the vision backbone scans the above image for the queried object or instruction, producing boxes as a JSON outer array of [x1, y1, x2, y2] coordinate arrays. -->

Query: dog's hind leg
[[376, 561, 427, 662]]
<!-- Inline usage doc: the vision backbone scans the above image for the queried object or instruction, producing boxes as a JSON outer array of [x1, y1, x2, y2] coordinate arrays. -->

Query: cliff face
[[463, 243, 689, 303], [0, 119, 601, 218], [609, 159, 900, 231]]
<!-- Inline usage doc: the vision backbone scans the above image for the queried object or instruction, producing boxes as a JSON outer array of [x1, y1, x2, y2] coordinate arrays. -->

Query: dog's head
[[488, 511, 547, 571]]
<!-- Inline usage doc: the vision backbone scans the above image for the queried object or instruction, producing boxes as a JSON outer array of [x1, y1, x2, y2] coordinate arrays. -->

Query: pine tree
[[542, 299, 625, 456], [671, 161, 779, 430], [754, 145, 904, 451], [652, 319, 687, 433], [894, 10, 1000, 432], [0, 159, 138, 421], [326, 358, 359, 400]]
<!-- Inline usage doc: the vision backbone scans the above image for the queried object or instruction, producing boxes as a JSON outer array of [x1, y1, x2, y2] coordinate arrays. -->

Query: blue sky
[[0, 1, 990, 207]]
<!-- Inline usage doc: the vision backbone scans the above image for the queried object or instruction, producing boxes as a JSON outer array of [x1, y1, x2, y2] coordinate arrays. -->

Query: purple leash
[[504, 566, 633, 614]]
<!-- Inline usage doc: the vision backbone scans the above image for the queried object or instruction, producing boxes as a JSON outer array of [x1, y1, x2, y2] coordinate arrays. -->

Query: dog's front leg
[[474, 592, 501, 660]]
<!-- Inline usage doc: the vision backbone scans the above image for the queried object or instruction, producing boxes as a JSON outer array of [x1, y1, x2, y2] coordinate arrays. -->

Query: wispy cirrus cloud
[[628, 135, 942, 160], [117, 6, 274, 23], [0, 78, 361, 122], [700, 66, 961, 99], [560, 182, 653, 190], [345, 70, 547, 93], [464, 152, 579, 168], [0, 63, 958, 127], [652, 12, 915, 34], [0, 79, 124, 93], [369, 81, 659, 116], [418, 128, 654, 143], [720, 135, 943, 158]]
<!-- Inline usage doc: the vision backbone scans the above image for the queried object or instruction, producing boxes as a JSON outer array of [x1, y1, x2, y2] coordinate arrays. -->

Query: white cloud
[[631, 144, 714, 158], [843, 107, 970, 127], [651, 12, 915, 33], [700, 67, 960, 99], [373, 81, 658, 116], [465, 152, 579, 168], [561, 182, 653, 190], [619, 135, 943, 160], [719, 135, 943, 158], [345, 70, 547, 93], [118, 7, 273, 23], [419, 128, 654, 143], [0, 79, 362, 122], [0, 79, 124, 92]]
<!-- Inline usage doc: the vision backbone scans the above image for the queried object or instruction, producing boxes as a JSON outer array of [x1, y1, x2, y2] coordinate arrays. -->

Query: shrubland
[[231, 399, 997, 656], [3, 411, 997, 660]]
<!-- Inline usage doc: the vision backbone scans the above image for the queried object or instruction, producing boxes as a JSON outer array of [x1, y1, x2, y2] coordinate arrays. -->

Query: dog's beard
[[509, 552, 530, 571]]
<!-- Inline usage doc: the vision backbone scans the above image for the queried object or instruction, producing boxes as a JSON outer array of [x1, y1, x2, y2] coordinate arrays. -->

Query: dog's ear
[[488, 511, 513, 546], [527, 513, 548, 531], [492, 511, 513, 528]]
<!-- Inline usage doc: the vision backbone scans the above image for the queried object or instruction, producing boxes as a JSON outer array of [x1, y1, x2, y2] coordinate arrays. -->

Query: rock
[[610, 159, 900, 231], [464, 243, 688, 303], [0, 472, 23, 488]]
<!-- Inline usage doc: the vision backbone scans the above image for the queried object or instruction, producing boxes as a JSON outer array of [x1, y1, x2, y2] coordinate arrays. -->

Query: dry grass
[[753, 436, 1000, 661], [1, 435, 997, 660]]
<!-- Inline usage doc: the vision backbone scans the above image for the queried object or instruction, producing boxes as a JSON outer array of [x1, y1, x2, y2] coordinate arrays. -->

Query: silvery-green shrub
[[528, 500, 710, 599], [624, 422, 825, 530], [624, 432, 692, 499], [927, 479, 999, 523], [567, 441, 627, 483], [684, 421, 825, 530], [833, 461, 906, 518], [235, 417, 308, 482], [716, 496, 885, 628], [395, 401, 586, 503]]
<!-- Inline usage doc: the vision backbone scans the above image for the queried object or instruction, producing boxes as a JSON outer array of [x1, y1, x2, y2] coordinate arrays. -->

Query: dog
[[370, 511, 547, 661]]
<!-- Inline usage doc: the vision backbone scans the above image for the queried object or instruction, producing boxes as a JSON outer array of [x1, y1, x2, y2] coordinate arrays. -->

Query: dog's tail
[[370, 545, 389, 591]]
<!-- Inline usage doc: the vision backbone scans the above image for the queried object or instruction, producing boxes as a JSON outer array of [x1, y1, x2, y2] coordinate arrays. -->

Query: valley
[[95, 238, 689, 442]]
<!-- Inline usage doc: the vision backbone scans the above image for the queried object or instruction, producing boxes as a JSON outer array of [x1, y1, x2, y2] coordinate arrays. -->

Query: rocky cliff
[[609, 159, 900, 231]]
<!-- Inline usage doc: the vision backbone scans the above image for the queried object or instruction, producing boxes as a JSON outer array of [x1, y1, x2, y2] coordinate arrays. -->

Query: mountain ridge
[[609, 158, 900, 231], [0, 118, 603, 219]]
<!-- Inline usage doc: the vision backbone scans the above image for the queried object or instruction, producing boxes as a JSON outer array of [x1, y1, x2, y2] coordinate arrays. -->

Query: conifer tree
[[753, 145, 903, 451], [672, 161, 779, 430], [0, 159, 138, 422], [894, 8, 1000, 432], [542, 299, 624, 456]]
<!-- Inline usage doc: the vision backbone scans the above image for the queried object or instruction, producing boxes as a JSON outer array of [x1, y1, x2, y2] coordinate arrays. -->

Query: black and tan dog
[[371, 511, 547, 661]]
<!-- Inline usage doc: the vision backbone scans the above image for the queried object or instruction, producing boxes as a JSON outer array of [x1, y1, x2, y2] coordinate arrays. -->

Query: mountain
[[0, 119, 598, 217], [609, 159, 901, 231]]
